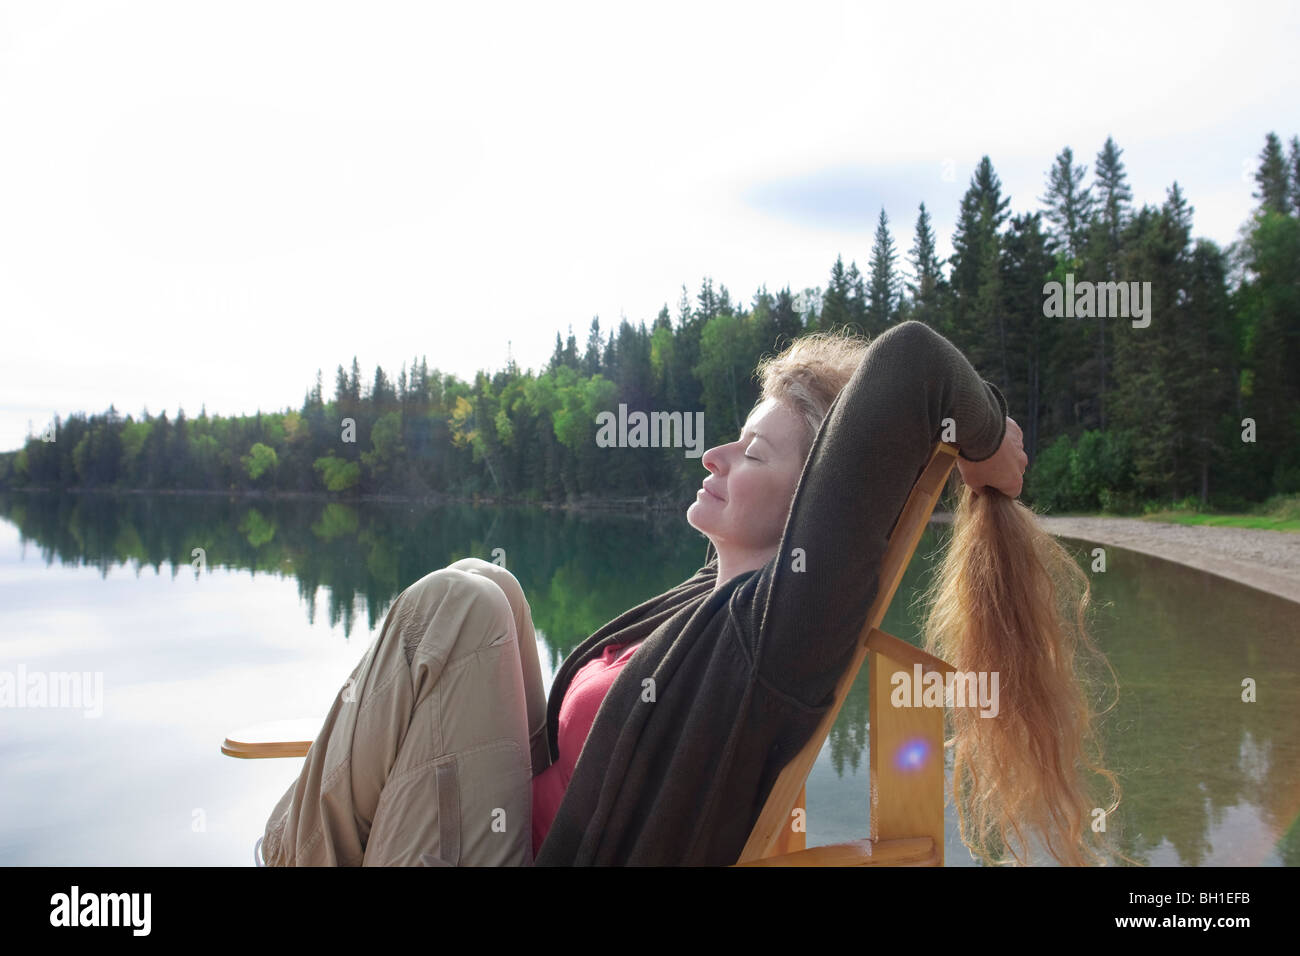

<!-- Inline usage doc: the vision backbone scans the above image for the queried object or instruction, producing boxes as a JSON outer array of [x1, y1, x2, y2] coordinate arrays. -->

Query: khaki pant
[[261, 558, 550, 866]]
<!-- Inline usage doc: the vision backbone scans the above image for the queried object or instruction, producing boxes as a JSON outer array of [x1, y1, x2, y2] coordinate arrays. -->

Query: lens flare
[[894, 737, 932, 773]]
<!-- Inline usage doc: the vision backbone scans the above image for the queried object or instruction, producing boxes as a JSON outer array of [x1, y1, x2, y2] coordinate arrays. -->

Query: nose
[[701, 443, 726, 474]]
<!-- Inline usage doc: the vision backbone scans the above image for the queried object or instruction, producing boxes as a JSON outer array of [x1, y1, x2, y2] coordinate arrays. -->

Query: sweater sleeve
[[731, 320, 1008, 708]]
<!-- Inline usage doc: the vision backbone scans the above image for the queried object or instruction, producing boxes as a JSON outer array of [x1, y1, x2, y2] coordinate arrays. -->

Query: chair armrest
[[221, 717, 323, 759]]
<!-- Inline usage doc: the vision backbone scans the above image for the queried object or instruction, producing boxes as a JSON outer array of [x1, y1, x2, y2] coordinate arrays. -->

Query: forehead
[[743, 398, 802, 441]]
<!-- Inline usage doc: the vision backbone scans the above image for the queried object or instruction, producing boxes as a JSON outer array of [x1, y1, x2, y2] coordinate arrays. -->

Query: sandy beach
[[1003, 515, 1300, 606]]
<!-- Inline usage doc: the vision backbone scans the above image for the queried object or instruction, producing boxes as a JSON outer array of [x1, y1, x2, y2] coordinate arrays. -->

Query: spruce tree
[[1183, 238, 1237, 504], [549, 331, 565, 371], [846, 260, 867, 331], [820, 255, 854, 332], [770, 287, 805, 344], [1092, 136, 1133, 262], [563, 324, 579, 368], [866, 207, 899, 336], [949, 157, 1010, 368], [1084, 137, 1135, 431], [999, 211, 1054, 458], [1109, 186, 1197, 497], [1041, 146, 1093, 260], [1253, 132, 1291, 217], [1236, 142, 1300, 495], [905, 202, 945, 329], [1289, 135, 1300, 217], [583, 317, 603, 375], [696, 276, 719, 322]]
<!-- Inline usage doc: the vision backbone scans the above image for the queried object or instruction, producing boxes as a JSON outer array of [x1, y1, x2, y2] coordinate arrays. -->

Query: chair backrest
[[734, 441, 960, 865]]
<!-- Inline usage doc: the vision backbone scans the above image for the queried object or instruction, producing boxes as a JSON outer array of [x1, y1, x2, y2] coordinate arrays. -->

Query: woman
[[262, 319, 1120, 867]]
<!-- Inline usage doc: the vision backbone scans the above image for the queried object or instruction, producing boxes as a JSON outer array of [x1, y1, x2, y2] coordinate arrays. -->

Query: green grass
[[1138, 493, 1300, 532], [1029, 493, 1300, 532]]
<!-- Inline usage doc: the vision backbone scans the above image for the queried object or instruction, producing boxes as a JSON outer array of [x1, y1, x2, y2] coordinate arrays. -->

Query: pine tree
[[1041, 146, 1093, 260], [602, 327, 615, 371], [563, 324, 579, 369], [716, 283, 734, 317], [1109, 186, 1198, 497], [905, 203, 945, 329], [1183, 238, 1237, 504], [820, 255, 854, 332], [1092, 136, 1133, 263], [371, 365, 395, 411], [748, 285, 779, 355], [549, 332, 565, 372], [1289, 135, 1300, 217], [951, 158, 1011, 295], [949, 157, 1010, 367], [846, 260, 867, 331], [696, 276, 719, 322], [1235, 144, 1300, 495], [676, 284, 692, 327], [999, 211, 1054, 457], [669, 284, 705, 418], [1253, 131, 1291, 217], [1081, 137, 1136, 431], [771, 287, 805, 344], [583, 317, 603, 375], [866, 207, 899, 336]]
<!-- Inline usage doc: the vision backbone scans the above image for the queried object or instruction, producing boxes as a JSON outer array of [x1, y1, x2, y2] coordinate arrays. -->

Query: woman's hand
[[955, 417, 1028, 498]]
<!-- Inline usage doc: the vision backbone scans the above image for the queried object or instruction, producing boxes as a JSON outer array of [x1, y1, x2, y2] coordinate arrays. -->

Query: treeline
[[2, 133, 1297, 510]]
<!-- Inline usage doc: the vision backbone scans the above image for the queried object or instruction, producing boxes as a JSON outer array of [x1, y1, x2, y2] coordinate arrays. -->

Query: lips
[[702, 482, 725, 502]]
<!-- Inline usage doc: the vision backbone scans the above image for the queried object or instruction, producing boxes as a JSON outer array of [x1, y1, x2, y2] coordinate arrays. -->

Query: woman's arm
[[729, 320, 1007, 707], [956, 416, 1027, 498]]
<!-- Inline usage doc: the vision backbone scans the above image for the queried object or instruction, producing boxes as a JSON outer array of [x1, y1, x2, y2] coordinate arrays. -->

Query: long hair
[[754, 327, 1127, 866]]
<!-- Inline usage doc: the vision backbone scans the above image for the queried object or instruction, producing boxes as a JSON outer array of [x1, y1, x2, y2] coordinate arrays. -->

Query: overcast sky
[[2, 0, 1297, 451]]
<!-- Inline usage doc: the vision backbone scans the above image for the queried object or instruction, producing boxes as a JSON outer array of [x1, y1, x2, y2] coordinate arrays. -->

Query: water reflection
[[0, 491, 1295, 866]]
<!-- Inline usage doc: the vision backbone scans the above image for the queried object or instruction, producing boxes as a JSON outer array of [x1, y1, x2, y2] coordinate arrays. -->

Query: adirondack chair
[[224, 440, 962, 868], [733, 439, 960, 866]]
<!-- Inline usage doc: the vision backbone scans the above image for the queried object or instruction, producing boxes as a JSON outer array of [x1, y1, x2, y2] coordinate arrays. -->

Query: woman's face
[[686, 397, 808, 565]]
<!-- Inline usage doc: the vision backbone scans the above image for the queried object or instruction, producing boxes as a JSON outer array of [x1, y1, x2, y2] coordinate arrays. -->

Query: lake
[[1, 490, 1296, 866]]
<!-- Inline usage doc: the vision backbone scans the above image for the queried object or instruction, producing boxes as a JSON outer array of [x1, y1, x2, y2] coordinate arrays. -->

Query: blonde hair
[[753, 328, 870, 462], [753, 327, 1129, 866], [919, 484, 1131, 865]]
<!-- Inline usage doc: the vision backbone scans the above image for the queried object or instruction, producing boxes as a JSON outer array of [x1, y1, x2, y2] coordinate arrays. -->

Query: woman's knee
[[444, 559, 526, 620], [407, 566, 506, 609], [401, 567, 514, 646]]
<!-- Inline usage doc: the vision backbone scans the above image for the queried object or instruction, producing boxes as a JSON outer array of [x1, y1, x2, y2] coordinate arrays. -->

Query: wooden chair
[[732, 440, 960, 867], [224, 441, 962, 868], [221, 718, 320, 760]]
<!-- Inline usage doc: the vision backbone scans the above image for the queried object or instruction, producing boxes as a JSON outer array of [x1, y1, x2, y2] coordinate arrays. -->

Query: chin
[[686, 503, 720, 540], [685, 502, 706, 533]]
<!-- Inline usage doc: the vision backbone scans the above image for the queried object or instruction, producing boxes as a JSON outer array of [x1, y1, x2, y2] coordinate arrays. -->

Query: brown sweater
[[533, 320, 1008, 865]]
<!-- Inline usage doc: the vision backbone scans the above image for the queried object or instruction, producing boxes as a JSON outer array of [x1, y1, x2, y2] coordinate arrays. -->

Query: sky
[[2, 0, 1298, 452]]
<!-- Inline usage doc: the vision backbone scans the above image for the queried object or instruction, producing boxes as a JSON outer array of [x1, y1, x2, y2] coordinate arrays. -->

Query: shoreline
[[0, 484, 689, 513], [934, 511, 1300, 606], [7, 487, 1298, 605]]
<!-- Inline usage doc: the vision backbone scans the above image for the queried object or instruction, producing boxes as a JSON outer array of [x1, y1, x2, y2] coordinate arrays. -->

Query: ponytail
[[918, 481, 1132, 866]]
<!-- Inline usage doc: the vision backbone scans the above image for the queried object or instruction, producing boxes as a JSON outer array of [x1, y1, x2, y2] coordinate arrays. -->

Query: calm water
[[0, 490, 1296, 866]]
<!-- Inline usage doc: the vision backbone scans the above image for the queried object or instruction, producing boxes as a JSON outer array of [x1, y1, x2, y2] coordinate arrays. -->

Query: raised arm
[[730, 320, 1007, 707]]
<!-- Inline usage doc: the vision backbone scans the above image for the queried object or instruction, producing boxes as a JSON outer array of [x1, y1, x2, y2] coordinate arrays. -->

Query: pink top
[[531, 639, 642, 857]]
